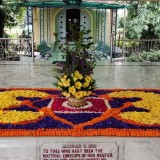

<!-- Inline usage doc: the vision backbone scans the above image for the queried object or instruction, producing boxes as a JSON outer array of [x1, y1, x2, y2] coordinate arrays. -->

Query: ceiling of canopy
[[8, 0, 131, 9]]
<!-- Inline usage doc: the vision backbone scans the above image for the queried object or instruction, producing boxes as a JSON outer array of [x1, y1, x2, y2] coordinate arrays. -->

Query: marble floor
[[0, 60, 160, 160], [0, 59, 160, 89]]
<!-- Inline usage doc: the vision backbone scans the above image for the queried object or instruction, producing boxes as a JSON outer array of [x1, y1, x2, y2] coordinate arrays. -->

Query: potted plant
[[54, 24, 96, 108]]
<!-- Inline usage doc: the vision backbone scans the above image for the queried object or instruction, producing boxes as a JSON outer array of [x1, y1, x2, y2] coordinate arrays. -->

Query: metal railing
[[115, 39, 160, 58], [0, 37, 34, 61]]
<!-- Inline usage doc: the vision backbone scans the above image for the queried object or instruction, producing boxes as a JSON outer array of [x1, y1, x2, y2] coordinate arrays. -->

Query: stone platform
[[0, 61, 160, 160], [0, 137, 159, 160]]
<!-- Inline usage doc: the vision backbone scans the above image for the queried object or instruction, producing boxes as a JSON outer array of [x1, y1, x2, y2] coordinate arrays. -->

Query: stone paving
[[0, 59, 159, 89]]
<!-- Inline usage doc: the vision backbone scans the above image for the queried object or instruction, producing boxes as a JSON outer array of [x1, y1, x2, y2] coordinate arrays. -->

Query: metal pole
[[100, 9, 103, 43], [40, 8, 44, 42], [122, 2, 126, 60], [31, 7, 34, 62], [110, 10, 113, 63], [47, 8, 51, 43], [97, 9, 100, 43], [31, 34, 34, 62], [112, 9, 117, 59], [27, 7, 29, 36], [96, 9, 98, 43], [110, 34, 113, 63], [104, 9, 107, 46], [47, 8, 49, 43], [115, 9, 118, 52]]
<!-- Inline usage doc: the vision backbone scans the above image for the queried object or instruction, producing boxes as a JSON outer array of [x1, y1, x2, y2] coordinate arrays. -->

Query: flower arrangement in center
[[56, 70, 95, 99], [54, 24, 96, 101]]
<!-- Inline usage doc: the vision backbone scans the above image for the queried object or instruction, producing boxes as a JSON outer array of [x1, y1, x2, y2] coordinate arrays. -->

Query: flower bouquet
[[54, 24, 96, 107]]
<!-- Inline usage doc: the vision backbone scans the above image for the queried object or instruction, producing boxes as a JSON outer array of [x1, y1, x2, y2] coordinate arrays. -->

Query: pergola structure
[[10, 0, 130, 58]]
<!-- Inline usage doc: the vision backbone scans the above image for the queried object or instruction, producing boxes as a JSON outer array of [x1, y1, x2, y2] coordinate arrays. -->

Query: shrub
[[127, 50, 160, 62]]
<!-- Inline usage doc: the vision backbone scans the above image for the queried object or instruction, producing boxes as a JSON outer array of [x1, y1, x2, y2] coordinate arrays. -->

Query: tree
[[118, 16, 125, 28], [125, 1, 160, 39], [0, 0, 5, 37], [0, 0, 24, 37]]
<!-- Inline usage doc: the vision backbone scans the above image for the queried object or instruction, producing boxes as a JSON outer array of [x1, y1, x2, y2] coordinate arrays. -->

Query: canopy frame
[[7, 1, 131, 58]]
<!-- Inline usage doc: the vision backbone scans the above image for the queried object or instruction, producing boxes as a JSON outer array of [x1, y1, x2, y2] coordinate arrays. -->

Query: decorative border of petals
[[0, 88, 160, 137]]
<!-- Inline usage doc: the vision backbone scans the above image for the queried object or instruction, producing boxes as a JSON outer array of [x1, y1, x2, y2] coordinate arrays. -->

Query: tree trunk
[[0, 0, 5, 37]]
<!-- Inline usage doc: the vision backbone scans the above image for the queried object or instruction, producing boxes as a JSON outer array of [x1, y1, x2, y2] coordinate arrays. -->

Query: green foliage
[[118, 17, 125, 28], [37, 41, 51, 56], [0, 0, 24, 37], [116, 40, 140, 48], [125, 1, 160, 39], [54, 23, 96, 76], [127, 50, 160, 62], [54, 24, 96, 98]]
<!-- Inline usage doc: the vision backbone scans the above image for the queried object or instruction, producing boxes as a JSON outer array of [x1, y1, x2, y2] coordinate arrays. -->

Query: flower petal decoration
[[0, 88, 160, 137]]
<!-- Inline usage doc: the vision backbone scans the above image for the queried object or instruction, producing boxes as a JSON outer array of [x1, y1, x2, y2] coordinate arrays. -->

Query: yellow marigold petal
[[0, 90, 49, 109], [75, 81, 82, 90], [69, 86, 76, 94], [74, 91, 84, 99], [0, 110, 44, 124]]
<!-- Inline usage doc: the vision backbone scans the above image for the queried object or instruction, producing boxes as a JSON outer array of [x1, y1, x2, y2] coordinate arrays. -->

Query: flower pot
[[68, 97, 87, 108]]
